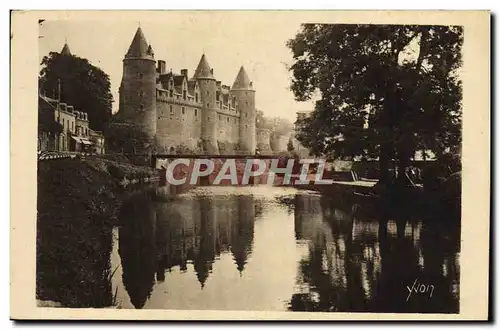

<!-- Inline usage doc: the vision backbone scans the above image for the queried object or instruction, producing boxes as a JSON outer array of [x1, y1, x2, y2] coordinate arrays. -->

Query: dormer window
[[183, 90, 187, 100], [195, 93, 199, 102], [182, 107, 185, 115]]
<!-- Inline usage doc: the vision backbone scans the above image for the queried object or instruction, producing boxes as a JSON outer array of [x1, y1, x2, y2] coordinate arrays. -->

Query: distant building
[[89, 129, 105, 154], [38, 94, 92, 152]]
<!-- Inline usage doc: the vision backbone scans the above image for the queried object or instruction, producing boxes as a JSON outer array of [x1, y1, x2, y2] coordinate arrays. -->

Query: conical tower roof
[[193, 54, 215, 80], [232, 66, 252, 90], [125, 27, 154, 60], [60, 42, 72, 56]]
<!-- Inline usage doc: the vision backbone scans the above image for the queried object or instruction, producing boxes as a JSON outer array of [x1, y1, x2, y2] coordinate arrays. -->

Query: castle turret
[[119, 27, 157, 140], [60, 42, 72, 56], [231, 66, 256, 154], [194, 54, 218, 153]]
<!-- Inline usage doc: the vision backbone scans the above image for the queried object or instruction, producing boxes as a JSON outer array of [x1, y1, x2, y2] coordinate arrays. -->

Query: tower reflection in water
[[118, 189, 257, 309], [116, 187, 459, 313]]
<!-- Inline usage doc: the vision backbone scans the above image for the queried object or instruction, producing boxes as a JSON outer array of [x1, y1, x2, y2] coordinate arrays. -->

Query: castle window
[[137, 73, 143, 79], [183, 91, 186, 100], [245, 124, 248, 129], [139, 104, 144, 112], [206, 91, 209, 96], [216, 91, 220, 101], [170, 105, 173, 113], [195, 93, 198, 102], [194, 109, 198, 116], [207, 117, 210, 122], [207, 103, 210, 108], [182, 107, 185, 115], [138, 90, 144, 97], [245, 101, 249, 106], [245, 113, 248, 117], [169, 90, 173, 98]]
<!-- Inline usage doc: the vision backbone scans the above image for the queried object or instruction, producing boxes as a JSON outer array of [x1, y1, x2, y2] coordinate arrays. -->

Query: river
[[108, 184, 460, 313]]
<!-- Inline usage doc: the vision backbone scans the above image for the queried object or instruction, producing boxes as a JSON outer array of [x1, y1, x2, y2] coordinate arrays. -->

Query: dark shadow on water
[[286, 192, 461, 313]]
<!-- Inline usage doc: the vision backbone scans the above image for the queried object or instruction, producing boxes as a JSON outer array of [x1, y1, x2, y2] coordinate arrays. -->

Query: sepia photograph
[[10, 10, 490, 320]]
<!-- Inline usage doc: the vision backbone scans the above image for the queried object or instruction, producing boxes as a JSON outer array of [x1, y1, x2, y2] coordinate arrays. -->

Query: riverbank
[[36, 155, 159, 307]]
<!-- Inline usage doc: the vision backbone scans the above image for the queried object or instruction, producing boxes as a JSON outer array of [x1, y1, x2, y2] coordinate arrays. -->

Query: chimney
[[158, 60, 166, 74], [181, 69, 188, 77]]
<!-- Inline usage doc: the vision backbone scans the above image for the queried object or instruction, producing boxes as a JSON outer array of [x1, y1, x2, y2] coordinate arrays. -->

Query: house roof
[[187, 80, 198, 94]]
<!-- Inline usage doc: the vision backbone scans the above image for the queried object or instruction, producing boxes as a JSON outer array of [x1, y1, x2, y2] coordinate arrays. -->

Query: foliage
[[287, 138, 295, 152], [287, 24, 463, 181], [104, 115, 151, 154], [256, 110, 293, 136], [39, 51, 114, 132]]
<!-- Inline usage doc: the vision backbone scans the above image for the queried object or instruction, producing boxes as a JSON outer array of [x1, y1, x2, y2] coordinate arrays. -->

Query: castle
[[118, 27, 257, 154]]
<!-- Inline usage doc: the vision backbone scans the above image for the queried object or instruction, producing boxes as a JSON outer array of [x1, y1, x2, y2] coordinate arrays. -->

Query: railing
[[37, 151, 92, 161]]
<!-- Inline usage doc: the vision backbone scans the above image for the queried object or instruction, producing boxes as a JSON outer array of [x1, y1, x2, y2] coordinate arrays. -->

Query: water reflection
[[112, 186, 460, 313]]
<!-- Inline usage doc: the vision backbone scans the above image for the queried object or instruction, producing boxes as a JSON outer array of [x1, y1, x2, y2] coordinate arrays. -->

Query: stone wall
[[155, 99, 202, 151]]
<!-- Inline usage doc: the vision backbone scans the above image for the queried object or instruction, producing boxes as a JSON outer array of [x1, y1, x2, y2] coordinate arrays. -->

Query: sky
[[38, 12, 316, 122]]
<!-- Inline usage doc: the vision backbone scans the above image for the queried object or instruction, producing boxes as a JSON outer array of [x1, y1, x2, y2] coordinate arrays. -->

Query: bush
[[107, 163, 126, 180]]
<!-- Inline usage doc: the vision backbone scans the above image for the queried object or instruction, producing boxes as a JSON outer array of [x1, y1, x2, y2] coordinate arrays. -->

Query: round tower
[[194, 54, 218, 153], [231, 66, 256, 154], [120, 27, 157, 140]]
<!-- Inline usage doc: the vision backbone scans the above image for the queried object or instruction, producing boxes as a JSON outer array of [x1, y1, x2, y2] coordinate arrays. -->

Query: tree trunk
[[378, 142, 392, 185]]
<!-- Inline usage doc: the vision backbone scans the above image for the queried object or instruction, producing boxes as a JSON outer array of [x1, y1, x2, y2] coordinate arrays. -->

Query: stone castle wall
[[154, 93, 245, 152]]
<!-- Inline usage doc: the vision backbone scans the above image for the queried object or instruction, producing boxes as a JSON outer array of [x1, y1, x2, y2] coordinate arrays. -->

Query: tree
[[39, 51, 114, 132], [287, 138, 295, 152], [287, 24, 463, 185], [104, 114, 151, 154]]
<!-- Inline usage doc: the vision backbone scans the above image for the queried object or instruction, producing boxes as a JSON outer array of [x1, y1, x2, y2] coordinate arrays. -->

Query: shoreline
[[36, 155, 160, 307]]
